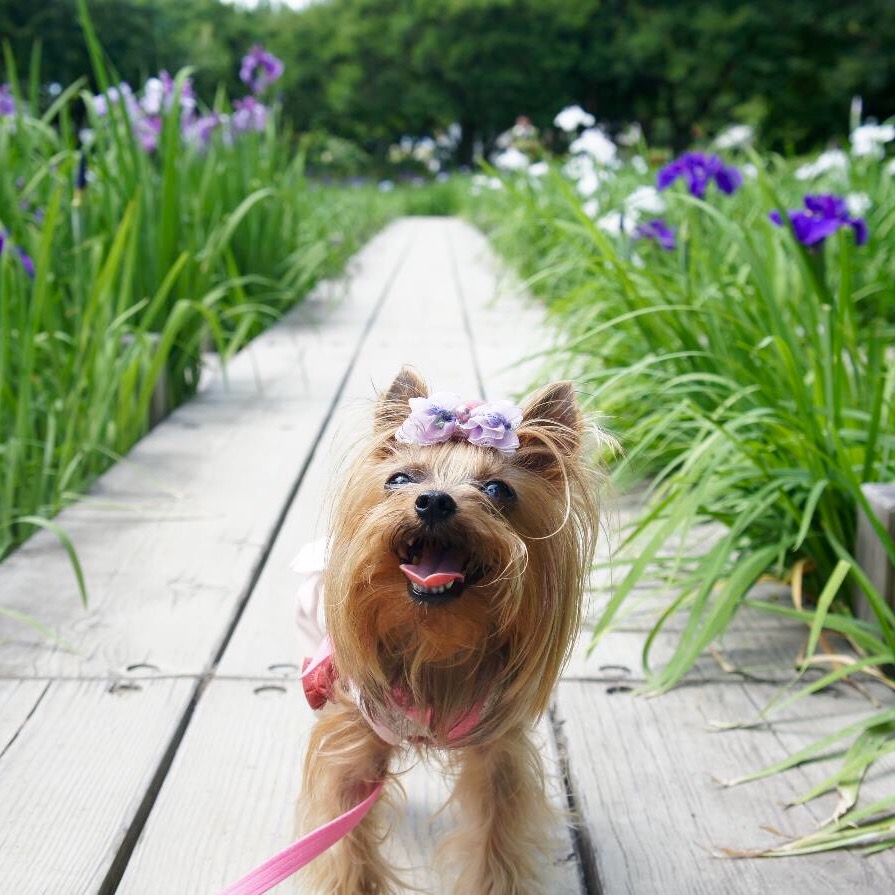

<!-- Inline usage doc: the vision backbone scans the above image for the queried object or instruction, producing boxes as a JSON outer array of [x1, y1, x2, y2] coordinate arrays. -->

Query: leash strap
[[217, 782, 383, 895]]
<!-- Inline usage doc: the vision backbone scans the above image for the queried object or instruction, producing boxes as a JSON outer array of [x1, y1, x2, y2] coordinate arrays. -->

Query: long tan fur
[[298, 367, 601, 893]]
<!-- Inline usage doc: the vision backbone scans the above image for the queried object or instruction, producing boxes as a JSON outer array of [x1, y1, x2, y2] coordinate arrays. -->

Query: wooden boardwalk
[[1, 217, 893, 893]]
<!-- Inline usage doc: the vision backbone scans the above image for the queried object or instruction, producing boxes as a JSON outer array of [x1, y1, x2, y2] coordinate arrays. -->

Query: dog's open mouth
[[397, 538, 474, 605]]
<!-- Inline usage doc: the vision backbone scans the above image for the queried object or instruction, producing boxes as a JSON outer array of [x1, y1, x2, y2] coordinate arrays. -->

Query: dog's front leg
[[447, 724, 559, 894], [297, 698, 398, 894]]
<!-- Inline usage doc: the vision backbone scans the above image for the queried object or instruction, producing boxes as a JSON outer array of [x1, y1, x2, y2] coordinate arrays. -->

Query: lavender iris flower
[[769, 194, 868, 247], [232, 97, 268, 134], [657, 152, 742, 198], [0, 230, 36, 279], [183, 113, 223, 150], [240, 46, 284, 94], [633, 218, 677, 251], [135, 115, 162, 153], [0, 84, 16, 117]]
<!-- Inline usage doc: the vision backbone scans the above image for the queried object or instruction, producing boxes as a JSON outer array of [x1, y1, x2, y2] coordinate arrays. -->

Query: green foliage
[[0, 20, 399, 563], [467, 143, 895, 855]]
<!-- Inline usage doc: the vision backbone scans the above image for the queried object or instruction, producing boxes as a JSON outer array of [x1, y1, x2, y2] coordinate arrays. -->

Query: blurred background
[[3, 0, 894, 165]]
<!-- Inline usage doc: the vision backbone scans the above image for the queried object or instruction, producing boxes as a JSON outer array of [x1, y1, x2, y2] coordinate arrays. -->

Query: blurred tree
[[0, 0, 892, 154]]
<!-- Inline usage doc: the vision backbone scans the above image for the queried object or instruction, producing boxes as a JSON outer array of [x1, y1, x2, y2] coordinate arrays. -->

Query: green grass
[[469, 145, 895, 855]]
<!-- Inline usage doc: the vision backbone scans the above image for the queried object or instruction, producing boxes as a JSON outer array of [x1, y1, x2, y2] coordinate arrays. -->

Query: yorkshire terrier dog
[[297, 367, 599, 894]]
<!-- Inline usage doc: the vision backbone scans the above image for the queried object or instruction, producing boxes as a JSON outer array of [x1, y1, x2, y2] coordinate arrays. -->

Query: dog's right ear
[[375, 367, 428, 435]]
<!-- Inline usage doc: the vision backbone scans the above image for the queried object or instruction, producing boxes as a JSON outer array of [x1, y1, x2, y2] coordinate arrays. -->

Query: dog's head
[[324, 367, 600, 741]]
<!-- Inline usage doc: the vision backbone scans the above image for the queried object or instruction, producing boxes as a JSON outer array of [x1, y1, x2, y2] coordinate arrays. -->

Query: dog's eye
[[482, 480, 515, 501], [386, 472, 414, 488]]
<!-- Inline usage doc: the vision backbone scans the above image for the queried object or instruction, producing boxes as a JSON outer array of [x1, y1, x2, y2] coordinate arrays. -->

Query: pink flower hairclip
[[395, 392, 523, 455]]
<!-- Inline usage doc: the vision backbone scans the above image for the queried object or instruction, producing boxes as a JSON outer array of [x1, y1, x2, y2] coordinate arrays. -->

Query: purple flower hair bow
[[395, 393, 523, 455]]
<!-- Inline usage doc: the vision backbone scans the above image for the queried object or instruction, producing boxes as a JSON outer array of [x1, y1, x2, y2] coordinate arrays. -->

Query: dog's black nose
[[415, 491, 456, 524]]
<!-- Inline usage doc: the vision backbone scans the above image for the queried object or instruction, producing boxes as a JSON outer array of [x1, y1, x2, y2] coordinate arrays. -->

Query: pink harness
[[217, 636, 483, 894]]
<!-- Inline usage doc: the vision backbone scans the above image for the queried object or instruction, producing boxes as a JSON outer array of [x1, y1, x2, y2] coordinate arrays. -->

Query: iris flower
[[232, 97, 268, 134], [0, 84, 16, 117], [569, 127, 618, 167], [850, 123, 895, 159], [657, 152, 742, 198], [554, 105, 595, 132], [769, 194, 868, 247], [794, 149, 848, 181], [634, 219, 676, 251], [0, 230, 36, 278], [240, 46, 284, 94]]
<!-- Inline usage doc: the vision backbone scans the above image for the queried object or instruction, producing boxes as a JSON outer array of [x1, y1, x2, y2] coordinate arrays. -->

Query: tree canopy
[[2, 0, 892, 157]]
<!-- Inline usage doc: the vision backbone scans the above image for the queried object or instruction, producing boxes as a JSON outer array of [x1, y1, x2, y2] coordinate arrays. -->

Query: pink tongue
[[400, 544, 466, 588]]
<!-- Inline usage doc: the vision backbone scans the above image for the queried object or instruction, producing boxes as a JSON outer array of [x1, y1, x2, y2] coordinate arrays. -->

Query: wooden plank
[[565, 602, 820, 685], [116, 685, 578, 894], [0, 220, 414, 679], [443, 218, 551, 400], [218, 216, 481, 679], [556, 677, 895, 893], [855, 483, 895, 621], [119, 218, 583, 892], [0, 679, 50, 753], [0, 678, 194, 895]]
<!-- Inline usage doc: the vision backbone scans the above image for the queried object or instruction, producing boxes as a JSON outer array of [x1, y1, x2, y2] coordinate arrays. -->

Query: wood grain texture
[[218, 216, 481, 679], [0, 678, 193, 895], [0, 679, 50, 754], [556, 678, 895, 893], [117, 686, 579, 894]]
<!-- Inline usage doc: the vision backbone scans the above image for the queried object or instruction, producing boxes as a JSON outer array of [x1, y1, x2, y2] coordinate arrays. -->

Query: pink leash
[[217, 636, 480, 894], [217, 639, 380, 895], [217, 782, 383, 895]]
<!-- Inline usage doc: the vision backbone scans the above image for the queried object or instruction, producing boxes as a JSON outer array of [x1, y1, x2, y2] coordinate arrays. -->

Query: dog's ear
[[375, 366, 428, 435], [516, 380, 582, 468]]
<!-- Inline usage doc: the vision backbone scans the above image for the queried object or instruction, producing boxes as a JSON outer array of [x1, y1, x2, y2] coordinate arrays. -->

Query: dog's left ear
[[517, 380, 582, 464], [375, 366, 428, 435]]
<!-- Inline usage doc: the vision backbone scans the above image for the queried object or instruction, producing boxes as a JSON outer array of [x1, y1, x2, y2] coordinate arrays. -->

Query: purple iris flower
[[633, 218, 677, 251], [0, 230, 36, 279], [239, 46, 284, 94], [183, 113, 223, 150], [0, 83, 16, 117], [657, 152, 742, 198], [769, 194, 868, 247], [92, 83, 137, 118], [231, 96, 268, 134], [135, 115, 162, 153]]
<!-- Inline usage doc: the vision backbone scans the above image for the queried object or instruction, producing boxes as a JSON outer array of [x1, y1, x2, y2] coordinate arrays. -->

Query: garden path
[[0, 217, 893, 894]]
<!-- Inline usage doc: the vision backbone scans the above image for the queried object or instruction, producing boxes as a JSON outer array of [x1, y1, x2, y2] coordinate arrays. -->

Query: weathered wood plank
[[855, 483, 895, 620], [565, 602, 820, 685], [217, 216, 481, 679], [443, 218, 549, 400], [0, 220, 414, 679], [0, 679, 50, 753], [557, 677, 895, 893], [116, 684, 577, 894], [0, 678, 194, 895]]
